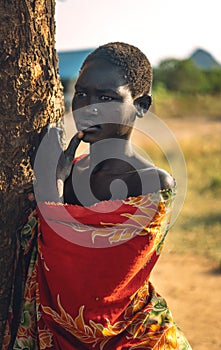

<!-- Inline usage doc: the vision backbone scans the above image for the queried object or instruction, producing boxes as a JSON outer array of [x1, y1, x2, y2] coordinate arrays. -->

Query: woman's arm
[[33, 127, 83, 203]]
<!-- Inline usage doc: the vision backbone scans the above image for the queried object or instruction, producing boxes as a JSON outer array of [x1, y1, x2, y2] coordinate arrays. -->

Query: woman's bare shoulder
[[137, 166, 175, 193]]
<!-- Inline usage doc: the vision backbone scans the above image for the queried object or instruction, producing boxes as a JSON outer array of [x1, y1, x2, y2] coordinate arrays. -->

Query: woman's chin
[[81, 133, 98, 144]]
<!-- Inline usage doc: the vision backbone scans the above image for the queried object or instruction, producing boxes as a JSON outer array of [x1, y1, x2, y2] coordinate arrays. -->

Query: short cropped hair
[[80, 42, 152, 98]]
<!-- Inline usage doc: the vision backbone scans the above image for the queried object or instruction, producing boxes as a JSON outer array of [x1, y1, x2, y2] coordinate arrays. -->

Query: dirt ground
[[151, 252, 221, 350]]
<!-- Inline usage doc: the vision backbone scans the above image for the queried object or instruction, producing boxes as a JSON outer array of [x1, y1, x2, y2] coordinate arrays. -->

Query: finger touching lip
[[78, 131, 84, 139]]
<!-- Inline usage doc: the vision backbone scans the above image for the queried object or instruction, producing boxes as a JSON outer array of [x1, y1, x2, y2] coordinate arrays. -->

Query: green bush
[[153, 58, 221, 95]]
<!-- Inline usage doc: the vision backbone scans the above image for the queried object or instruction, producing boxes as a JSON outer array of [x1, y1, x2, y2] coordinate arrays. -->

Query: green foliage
[[153, 58, 221, 95], [204, 68, 221, 94]]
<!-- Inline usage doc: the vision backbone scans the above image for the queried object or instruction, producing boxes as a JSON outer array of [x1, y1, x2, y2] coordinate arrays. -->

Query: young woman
[[4, 42, 191, 349]]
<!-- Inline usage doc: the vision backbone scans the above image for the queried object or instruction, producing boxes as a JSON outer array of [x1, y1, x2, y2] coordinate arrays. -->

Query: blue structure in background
[[58, 49, 93, 80], [57, 49, 94, 108]]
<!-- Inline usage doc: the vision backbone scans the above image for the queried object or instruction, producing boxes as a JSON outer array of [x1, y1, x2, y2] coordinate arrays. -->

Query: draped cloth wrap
[[3, 182, 191, 349]]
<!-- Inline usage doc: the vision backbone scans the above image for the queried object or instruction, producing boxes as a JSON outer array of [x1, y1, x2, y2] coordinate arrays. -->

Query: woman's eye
[[75, 91, 87, 98], [100, 95, 113, 101]]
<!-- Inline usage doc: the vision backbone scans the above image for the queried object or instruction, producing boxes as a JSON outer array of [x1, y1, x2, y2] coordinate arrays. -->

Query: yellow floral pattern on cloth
[[12, 241, 54, 350], [93, 196, 167, 246], [41, 282, 190, 350], [2, 212, 54, 350], [47, 191, 172, 250]]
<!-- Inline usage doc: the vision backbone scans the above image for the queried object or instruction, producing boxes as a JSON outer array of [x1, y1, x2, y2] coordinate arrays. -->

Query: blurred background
[[55, 1, 221, 349]]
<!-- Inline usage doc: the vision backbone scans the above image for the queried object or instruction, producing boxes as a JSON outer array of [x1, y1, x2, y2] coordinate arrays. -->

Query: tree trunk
[[0, 0, 64, 346]]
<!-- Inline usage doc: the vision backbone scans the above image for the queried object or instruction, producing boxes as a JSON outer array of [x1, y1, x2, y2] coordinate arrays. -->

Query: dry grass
[[152, 91, 221, 119]]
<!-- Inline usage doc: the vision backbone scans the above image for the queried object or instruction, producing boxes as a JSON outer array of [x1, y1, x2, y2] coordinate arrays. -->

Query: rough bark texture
[[0, 0, 64, 346]]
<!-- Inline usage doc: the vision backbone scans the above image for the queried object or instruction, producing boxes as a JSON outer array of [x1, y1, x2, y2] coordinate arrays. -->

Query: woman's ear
[[134, 94, 152, 118]]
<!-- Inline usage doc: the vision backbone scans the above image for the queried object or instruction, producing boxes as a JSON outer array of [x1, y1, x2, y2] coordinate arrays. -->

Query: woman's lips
[[80, 125, 101, 133]]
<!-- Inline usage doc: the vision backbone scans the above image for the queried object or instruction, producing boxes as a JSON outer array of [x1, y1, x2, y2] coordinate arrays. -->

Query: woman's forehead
[[77, 59, 128, 89]]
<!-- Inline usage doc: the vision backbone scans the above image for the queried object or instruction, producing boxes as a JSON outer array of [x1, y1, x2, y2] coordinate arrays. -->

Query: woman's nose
[[91, 107, 98, 115], [85, 105, 99, 116]]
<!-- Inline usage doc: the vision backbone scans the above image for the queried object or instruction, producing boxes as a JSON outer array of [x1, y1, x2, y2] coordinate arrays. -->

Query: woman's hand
[[56, 131, 84, 199]]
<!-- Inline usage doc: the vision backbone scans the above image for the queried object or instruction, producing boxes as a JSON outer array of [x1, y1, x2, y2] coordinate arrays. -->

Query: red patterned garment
[[3, 187, 191, 349]]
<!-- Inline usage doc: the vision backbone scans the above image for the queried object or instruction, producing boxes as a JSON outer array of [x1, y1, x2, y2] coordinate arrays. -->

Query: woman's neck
[[89, 137, 134, 171]]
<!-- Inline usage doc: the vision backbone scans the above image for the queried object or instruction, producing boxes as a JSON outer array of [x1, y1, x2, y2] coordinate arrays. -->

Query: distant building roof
[[190, 48, 220, 70], [57, 49, 94, 79]]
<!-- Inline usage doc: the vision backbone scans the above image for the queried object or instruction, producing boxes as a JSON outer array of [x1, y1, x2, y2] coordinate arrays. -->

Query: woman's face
[[72, 58, 137, 143]]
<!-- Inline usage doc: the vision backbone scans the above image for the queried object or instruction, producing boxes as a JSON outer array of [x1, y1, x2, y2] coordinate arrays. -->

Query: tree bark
[[0, 0, 64, 346]]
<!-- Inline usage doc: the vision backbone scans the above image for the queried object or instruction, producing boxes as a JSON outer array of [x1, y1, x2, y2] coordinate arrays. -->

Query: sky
[[55, 0, 221, 67]]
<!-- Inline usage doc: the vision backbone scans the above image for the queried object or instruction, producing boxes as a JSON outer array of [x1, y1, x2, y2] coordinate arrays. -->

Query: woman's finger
[[64, 131, 84, 160]]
